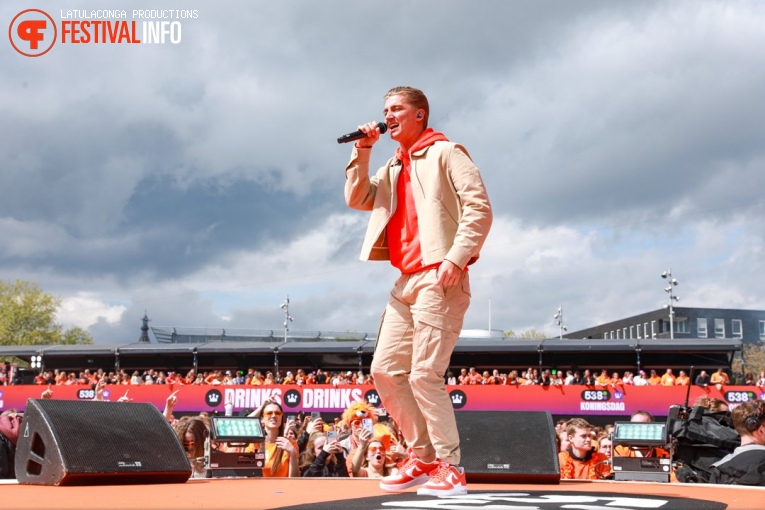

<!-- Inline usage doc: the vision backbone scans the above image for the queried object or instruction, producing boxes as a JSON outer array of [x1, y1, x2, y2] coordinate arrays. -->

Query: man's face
[[569, 427, 592, 450], [383, 94, 423, 147]]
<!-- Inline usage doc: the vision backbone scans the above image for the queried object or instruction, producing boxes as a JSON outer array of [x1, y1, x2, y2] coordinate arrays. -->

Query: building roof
[[0, 336, 742, 373]]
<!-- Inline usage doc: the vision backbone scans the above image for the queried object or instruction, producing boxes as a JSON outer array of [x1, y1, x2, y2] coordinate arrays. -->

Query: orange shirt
[[648, 375, 662, 385], [596, 374, 611, 386], [710, 371, 730, 385], [558, 450, 610, 480], [675, 375, 690, 386], [660, 374, 676, 386], [246, 439, 298, 477], [614, 445, 669, 458], [468, 373, 483, 385]]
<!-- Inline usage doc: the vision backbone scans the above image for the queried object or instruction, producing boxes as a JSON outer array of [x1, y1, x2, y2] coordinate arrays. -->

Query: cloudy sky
[[2, 0, 764, 344]]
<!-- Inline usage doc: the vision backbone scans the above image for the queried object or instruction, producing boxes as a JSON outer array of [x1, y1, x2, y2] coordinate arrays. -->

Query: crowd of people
[[23, 368, 374, 387], [3, 380, 765, 487], [166, 399, 407, 480], [447, 366, 748, 388], [15, 365, 755, 389], [160, 392, 765, 487]]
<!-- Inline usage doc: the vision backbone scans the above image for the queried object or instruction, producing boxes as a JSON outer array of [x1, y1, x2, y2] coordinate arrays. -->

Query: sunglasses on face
[[182, 441, 195, 451], [263, 410, 283, 418], [367, 446, 384, 454]]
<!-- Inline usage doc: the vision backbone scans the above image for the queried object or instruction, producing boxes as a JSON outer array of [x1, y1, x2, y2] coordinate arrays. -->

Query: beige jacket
[[344, 140, 492, 270]]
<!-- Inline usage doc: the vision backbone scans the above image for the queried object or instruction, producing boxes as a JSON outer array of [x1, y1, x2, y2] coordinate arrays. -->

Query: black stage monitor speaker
[[15, 399, 192, 486], [457, 410, 560, 483]]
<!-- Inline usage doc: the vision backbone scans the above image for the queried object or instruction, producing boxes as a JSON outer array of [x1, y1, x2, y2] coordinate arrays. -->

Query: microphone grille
[[377, 122, 388, 134]]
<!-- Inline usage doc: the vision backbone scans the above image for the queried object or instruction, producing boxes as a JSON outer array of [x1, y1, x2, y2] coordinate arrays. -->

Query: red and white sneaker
[[416, 462, 468, 497], [379, 451, 439, 492]]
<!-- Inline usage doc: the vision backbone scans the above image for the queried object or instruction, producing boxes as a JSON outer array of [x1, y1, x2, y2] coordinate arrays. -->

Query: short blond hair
[[565, 417, 591, 436], [384, 86, 429, 126]]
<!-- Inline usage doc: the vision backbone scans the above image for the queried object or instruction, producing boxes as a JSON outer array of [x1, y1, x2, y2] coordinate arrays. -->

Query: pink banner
[[1, 384, 759, 417]]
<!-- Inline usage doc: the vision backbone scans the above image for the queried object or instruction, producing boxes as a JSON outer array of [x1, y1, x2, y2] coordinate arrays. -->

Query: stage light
[[207, 416, 266, 478], [612, 421, 671, 482]]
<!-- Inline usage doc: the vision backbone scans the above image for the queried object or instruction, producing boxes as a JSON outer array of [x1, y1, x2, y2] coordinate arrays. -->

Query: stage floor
[[2, 477, 764, 510]]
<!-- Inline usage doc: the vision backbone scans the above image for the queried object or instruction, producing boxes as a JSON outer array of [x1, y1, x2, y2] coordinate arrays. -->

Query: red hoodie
[[387, 128, 449, 274]]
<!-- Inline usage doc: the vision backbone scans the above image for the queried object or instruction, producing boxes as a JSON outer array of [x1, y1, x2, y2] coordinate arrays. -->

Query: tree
[[503, 328, 548, 339], [59, 326, 94, 345], [0, 279, 93, 346], [732, 342, 765, 383]]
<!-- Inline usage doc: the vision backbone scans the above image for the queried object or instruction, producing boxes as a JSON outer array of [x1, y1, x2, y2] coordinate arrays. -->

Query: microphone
[[337, 122, 387, 144]]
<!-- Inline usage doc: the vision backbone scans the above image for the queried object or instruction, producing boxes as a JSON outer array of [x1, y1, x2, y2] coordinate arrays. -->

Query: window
[[603, 333, 608, 339], [651, 321, 657, 338], [732, 319, 743, 339], [615, 329, 620, 339], [760, 321, 765, 341], [629, 326, 634, 339], [644, 322, 649, 338], [714, 318, 725, 338], [637, 324, 643, 339], [697, 318, 708, 338], [623, 327, 627, 339], [674, 318, 687, 334]]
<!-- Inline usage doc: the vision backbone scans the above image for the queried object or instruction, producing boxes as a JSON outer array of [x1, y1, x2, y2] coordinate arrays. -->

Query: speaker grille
[[17, 399, 191, 485], [457, 411, 560, 483], [38, 400, 188, 473]]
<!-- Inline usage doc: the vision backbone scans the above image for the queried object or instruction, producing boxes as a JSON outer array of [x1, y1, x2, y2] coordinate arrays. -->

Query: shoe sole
[[379, 474, 430, 492], [416, 486, 468, 497]]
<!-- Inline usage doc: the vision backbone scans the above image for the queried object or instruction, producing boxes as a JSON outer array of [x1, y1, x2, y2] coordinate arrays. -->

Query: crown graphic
[[367, 394, 380, 404], [208, 393, 220, 403], [286, 394, 298, 403], [450, 394, 464, 404]]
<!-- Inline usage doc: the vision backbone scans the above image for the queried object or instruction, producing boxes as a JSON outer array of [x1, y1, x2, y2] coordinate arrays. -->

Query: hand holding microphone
[[337, 121, 387, 146]]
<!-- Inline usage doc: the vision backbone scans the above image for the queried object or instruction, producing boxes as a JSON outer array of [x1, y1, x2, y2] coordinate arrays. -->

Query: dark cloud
[[1, 0, 764, 344]]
